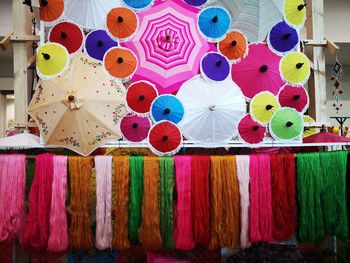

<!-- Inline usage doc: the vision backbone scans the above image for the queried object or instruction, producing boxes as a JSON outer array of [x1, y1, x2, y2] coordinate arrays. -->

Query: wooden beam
[[0, 32, 12, 50], [325, 38, 340, 55], [10, 34, 40, 42], [27, 54, 36, 69]]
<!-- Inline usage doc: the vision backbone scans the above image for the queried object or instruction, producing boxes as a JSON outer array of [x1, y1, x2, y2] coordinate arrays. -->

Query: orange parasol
[[218, 30, 248, 63], [106, 7, 138, 42], [39, 0, 64, 23], [103, 47, 138, 81]]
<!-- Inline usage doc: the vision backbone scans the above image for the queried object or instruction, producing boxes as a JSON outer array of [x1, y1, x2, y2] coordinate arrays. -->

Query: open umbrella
[[106, 7, 139, 42], [36, 43, 70, 80], [48, 21, 84, 55], [238, 114, 266, 144], [39, 0, 64, 24], [197, 6, 231, 42], [231, 43, 284, 100], [303, 131, 350, 143], [200, 52, 230, 82], [64, 0, 122, 29], [303, 115, 317, 138], [267, 20, 299, 55], [269, 107, 303, 141], [120, 113, 151, 142], [284, 0, 306, 29], [278, 85, 309, 113], [150, 95, 184, 124], [28, 52, 127, 156], [280, 51, 310, 86], [123, 0, 215, 94], [122, 0, 154, 11], [218, 30, 248, 63], [176, 75, 246, 143], [208, 0, 284, 42], [126, 81, 158, 116], [0, 131, 41, 150], [103, 47, 138, 82], [148, 120, 183, 156], [84, 30, 118, 62], [250, 91, 280, 125], [184, 0, 207, 7]]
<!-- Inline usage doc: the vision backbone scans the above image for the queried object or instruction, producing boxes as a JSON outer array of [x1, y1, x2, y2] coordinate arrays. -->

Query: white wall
[[0, 0, 12, 36], [324, 0, 350, 43]]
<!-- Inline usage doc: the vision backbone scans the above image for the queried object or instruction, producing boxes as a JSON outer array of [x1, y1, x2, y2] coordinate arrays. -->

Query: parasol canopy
[[218, 30, 248, 63], [150, 95, 184, 124], [123, 0, 214, 94], [106, 7, 138, 42], [48, 21, 84, 55], [269, 107, 303, 141], [120, 113, 152, 142], [84, 29, 118, 62], [36, 42, 70, 80], [184, 0, 208, 7], [197, 6, 231, 42], [39, 0, 64, 24], [126, 81, 158, 116], [231, 43, 284, 100], [284, 0, 306, 29], [28, 52, 127, 156], [208, 0, 284, 42], [267, 20, 299, 55], [250, 91, 280, 125], [176, 75, 246, 143], [103, 47, 138, 82], [303, 131, 350, 143], [200, 52, 230, 82], [122, 0, 154, 10], [280, 51, 310, 86], [238, 114, 266, 144], [0, 132, 41, 150], [64, 0, 122, 29], [278, 85, 309, 113], [148, 120, 183, 156], [303, 115, 317, 138]]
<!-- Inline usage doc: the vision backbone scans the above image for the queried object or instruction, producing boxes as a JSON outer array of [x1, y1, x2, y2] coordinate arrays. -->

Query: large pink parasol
[[231, 43, 284, 100], [123, 0, 215, 94]]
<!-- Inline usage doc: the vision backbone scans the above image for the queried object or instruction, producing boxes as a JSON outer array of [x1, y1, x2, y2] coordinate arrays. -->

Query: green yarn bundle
[[128, 156, 144, 243], [159, 157, 174, 249]]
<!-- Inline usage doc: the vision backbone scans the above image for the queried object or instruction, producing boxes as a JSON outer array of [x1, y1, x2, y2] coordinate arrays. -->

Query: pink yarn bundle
[[235, 155, 251, 248], [173, 156, 195, 250], [249, 154, 273, 243], [22, 153, 54, 251], [95, 156, 113, 250], [0, 155, 26, 242], [47, 156, 68, 252]]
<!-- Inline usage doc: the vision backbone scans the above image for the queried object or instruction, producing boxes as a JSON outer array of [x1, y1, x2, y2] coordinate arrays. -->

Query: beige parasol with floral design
[[28, 52, 126, 156]]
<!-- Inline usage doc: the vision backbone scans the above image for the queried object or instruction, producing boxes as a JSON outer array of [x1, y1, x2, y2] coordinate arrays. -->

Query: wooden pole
[[0, 94, 6, 137], [12, 0, 32, 128], [306, 0, 327, 122]]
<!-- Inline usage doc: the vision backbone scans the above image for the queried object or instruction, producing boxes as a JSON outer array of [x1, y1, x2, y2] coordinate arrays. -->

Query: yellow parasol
[[250, 91, 280, 125], [280, 51, 310, 86], [36, 43, 70, 80], [28, 52, 127, 156], [303, 115, 317, 138], [284, 0, 306, 28]]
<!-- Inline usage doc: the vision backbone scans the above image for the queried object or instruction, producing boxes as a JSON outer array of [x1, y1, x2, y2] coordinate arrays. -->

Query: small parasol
[[278, 85, 309, 113], [238, 114, 266, 144], [150, 95, 184, 124], [126, 81, 158, 116], [250, 91, 280, 125], [218, 30, 248, 63], [84, 29, 118, 62], [106, 7, 138, 42], [267, 20, 299, 55], [120, 113, 152, 142], [280, 51, 310, 86], [284, 0, 307, 29], [122, 0, 154, 11], [39, 0, 64, 24], [200, 52, 230, 82]]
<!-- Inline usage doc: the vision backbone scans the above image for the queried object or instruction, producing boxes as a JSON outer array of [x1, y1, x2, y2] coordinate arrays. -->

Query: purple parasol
[[84, 29, 118, 61], [200, 52, 230, 81], [267, 21, 299, 55], [184, 0, 207, 7], [120, 113, 152, 142]]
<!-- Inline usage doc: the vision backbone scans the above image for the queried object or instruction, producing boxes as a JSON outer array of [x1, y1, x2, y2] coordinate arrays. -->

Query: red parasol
[[126, 81, 158, 116], [303, 131, 350, 143], [278, 84, 309, 113], [238, 114, 266, 144]]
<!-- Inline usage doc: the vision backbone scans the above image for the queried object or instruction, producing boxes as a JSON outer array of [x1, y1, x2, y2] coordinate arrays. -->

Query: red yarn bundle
[[22, 153, 54, 251], [191, 155, 211, 247], [270, 154, 296, 241]]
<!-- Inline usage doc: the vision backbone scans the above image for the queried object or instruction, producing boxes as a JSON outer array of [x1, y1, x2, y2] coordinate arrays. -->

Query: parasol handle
[[118, 16, 124, 23], [265, 104, 273, 110], [212, 15, 218, 23], [132, 123, 138, 128], [42, 53, 50, 60], [298, 3, 307, 11], [162, 135, 169, 141], [286, 121, 294, 127], [41, 0, 48, 6], [68, 95, 75, 102], [97, 40, 104, 47], [209, 104, 216, 111], [164, 108, 171, 114], [139, 95, 145, 101], [117, 57, 124, 64], [231, 40, 237, 47], [61, 32, 68, 39], [252, 125, 259, 131], [293, 95, 301, 100], [296, 63, 304, 69], [216, 60, 222, 67], [260, 65, 268, 73]]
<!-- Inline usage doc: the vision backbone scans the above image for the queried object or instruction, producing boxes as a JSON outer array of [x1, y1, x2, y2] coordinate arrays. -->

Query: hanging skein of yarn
[[159, 157, 174, 249], [68, 156, 94, 251], [113, 156, 130, 250]]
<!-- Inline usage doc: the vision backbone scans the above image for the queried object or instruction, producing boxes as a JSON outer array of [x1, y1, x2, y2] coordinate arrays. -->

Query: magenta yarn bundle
[[249, 154, 273, 243], [0, 155, 26, 242], [173, 156, 195, 250]]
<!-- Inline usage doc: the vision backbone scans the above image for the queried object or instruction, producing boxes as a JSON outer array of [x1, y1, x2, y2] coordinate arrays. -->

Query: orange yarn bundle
[[112, 156, 130, 250], [68, 157, 94, 251], [210, 156, 240, 249], [139, 156, 162, 250]]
